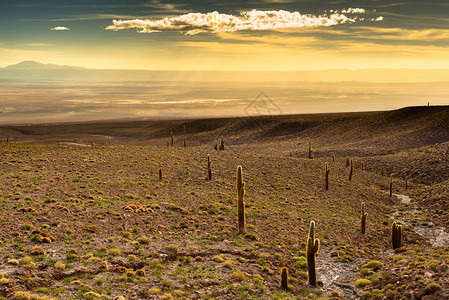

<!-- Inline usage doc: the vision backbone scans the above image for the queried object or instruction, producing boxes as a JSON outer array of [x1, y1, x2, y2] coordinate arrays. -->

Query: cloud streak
[[50, 26, 70, 31], [106, 8, 381, 35]]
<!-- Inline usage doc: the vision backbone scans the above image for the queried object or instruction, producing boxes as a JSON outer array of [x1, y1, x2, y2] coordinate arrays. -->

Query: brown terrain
[[0, 106, 448, 299]]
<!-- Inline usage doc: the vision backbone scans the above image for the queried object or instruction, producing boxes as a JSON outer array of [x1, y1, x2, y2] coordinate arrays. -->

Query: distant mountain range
[[2, 61, 85, 70], [2, 61, 449, 83]]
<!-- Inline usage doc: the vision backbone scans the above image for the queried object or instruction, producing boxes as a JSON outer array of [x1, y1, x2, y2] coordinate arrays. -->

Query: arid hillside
[[0, 106, 448, 299]]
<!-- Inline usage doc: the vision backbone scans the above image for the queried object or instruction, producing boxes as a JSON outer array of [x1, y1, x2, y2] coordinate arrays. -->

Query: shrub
[[137, 237, 150, 244], [363, 260, 384, 271], [54, 262, 66, 270], [160, 293, 173, 300], [355, 278, 371, 287], [427, 260, 439, 271], [360, 268, 371, 276], [23, 222, 33, 230], [147, 287, 161, 295], [30, 247, 45, 255], [121, 231, 132, 239], [293, 257, 307, 270], [231, 270, 246, 280], [8, 291, 31, 300], [108, 249, 121, 256], [424, 282, 442, 295]]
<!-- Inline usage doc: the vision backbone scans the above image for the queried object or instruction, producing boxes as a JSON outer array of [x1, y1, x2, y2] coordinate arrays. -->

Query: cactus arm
[[313, 239, 320, 253]]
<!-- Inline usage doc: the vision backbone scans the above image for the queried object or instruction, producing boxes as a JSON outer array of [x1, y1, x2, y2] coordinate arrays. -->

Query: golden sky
[[2, 1, 449, 70]]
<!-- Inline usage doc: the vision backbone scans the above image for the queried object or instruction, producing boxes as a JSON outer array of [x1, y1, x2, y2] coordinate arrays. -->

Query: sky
[[1, 1, 449, 70]]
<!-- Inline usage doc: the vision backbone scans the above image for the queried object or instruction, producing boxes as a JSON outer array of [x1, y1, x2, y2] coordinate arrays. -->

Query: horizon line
[[5, 61, 449, 72]]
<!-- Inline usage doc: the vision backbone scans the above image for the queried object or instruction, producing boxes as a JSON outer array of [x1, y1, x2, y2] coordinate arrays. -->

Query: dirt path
[[318, 246, 361, 299], [389, 193, 449, 248], [318, 192, 449, 300], [58, 142, 90, 146]]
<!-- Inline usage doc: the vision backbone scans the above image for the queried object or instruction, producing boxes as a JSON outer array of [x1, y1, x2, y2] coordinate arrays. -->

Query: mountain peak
[[2, 61, 85, 70]]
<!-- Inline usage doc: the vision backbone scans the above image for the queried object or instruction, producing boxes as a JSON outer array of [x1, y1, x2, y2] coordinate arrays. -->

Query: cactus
[[332, 152, 335, 162], [405, 177, 408, 190], [381, 168, 384, 177], [389, 176, 393, 197], [391, 222, 403, 249], [236, 166, 246, 234], [325, 163, 330, 190], [361, 161, 364, 171], [308, 140, 314, 159], [306, 221, 320, 286], [159, 168, 163, 181], [346, 157, 350, 167], [280, 266, 288, 290], [349, 158, 354, 181], [290, 151, 292, 157], [207, 156, 212, 180], [215, 138, 224, 151], [183, 125, 187, 147], [361, 202, 367, 234], [214, 142, 218, 150], [170, 131, 174, 146]]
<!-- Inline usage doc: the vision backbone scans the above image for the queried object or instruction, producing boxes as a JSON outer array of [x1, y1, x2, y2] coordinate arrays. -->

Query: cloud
[[50, 26, 70, 31], [341, 8, 366, 14], [106, 9, 381, 35], [22, 43, 53, 47]]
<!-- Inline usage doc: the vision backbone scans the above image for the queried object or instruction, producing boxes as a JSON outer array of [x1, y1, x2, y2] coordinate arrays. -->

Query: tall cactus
[[236, 166, 246, 234], [306, 221, 320, 286], [346, 157, 350, 167], [183, 125, 187, 147], [219, 138, 225, 151], [361, 161, 364, 171], [391, 222, 403, 249], [332, 152, 335, 162], [405, 177, 408, 191], [280, 266, 288, 290], [361, 202, 367, 234], [170, 131, 174, 147], [308, 140, 314, 159], [389, 176, 393, 197], [325, 163, 330, 190], [349, 158, 354, 181], [207, 156, 212, 180], [159, 168, 163, 181]]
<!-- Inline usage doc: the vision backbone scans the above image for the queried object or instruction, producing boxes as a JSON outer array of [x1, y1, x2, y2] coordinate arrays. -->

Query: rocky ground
[[0, 141, 447, 300]]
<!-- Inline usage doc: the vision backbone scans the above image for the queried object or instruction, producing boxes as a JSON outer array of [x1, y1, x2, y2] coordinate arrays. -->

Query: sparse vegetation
[[0, 108, 448, 299]]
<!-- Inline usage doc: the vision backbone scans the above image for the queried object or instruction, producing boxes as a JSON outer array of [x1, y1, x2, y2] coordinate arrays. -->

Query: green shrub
[[363, 260, 383, 270], [424, 282, 442, 295], [355, 278, 371, 287]]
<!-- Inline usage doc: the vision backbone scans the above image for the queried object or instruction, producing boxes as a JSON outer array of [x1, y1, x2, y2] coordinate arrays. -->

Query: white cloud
[[106, 9, 380, 35], [372, 16, 384, 21], [50, 26, 70, 31], [342, 8, 366, 14]]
